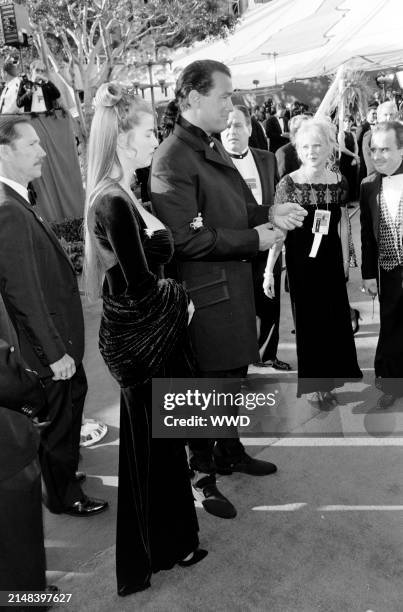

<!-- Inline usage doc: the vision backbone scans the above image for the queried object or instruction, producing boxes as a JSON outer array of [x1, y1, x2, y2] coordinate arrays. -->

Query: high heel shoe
[[351, 308, 362, 334], [177, 549, 208, 567]]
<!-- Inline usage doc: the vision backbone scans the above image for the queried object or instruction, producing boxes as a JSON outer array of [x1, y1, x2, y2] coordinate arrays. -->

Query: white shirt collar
[[0, 176, 29, 202]]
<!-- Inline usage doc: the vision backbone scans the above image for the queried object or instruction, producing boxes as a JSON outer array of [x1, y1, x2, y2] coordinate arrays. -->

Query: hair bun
[[94, 82, 122, 108]]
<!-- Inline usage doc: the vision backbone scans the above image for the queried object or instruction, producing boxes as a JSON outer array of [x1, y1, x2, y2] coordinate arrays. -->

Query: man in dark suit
[[0, 293, 47, 593], [360, 121, 403, 409], [0, 116, 107, 516], [265, 103, 289, 153], [249, 113, 268, 150], [221, 104, 290, 370], [151, 60, 306, 519], [16, 62, 61, 113], [275, 114, 309, 179]]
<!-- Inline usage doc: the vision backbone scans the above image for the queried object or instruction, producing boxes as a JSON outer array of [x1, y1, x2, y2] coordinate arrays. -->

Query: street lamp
[[123, 37, 173, 112]]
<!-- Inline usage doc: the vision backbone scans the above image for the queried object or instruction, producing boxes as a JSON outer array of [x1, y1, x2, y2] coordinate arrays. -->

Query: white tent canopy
[[173, 0, 403, 89]]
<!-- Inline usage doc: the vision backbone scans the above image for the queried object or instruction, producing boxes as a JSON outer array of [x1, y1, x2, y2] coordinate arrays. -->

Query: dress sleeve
[[274, 175, 298, 206], [95, 192, 157, 293]]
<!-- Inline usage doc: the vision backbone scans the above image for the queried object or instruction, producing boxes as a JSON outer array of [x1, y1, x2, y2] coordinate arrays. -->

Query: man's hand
[[363, 278, 378, 296], [188, 299, 195, 325], [50, 354, 76, 381], [254, 224, 284, 251], [271, 202, 307, 230]]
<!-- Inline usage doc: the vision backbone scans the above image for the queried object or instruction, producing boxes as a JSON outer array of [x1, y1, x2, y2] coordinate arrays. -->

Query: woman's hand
[[188, 299, 195, 325], [263, 272, 275, 299]]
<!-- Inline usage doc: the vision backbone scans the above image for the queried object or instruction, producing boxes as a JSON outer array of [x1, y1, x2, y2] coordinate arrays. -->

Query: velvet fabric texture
[[91, 186, 199, 595], [99, 277, 189, 388]]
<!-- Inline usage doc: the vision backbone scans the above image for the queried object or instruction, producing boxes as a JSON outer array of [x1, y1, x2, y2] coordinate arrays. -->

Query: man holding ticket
[[264, 118, 362, 408]]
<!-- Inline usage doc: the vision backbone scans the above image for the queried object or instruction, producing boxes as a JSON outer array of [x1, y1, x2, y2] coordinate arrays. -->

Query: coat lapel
[[0, 183, 76, 273], [250, 148, 269, 204], [174, 124, 235, 170], [368, 173, 381, 240]]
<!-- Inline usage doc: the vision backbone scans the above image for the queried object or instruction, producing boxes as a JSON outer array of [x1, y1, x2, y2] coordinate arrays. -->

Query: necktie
[[27, 185, 37, 207]]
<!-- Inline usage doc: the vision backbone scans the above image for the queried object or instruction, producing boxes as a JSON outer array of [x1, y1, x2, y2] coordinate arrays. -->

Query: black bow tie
[[228, 150, 249, 159], [27, 185, 37, 207]]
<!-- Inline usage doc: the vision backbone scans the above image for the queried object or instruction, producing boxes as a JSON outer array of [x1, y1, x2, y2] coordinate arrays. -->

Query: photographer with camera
[[17, 60, 60, 113], [0, 58, 22, 114]]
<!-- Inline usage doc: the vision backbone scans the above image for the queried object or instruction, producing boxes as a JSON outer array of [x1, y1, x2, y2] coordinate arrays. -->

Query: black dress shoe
[[192, 477, 236, 519], [377, 393, 396, 409], [214, 448, 277, 476], [177, 549, 208, 567], [270, 358, 291, 371], [75, 471, 86, 483], [64, 496, 108, 517]]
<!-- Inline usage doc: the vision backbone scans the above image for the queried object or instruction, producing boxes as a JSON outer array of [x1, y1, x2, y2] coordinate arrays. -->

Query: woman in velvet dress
[[83, 82, 206, 596], [264, 119, 362, 407]]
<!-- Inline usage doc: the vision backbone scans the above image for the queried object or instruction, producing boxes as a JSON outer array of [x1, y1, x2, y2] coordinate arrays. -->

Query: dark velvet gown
[[91, 184, 199, 595], [275, 174, 362, 396]]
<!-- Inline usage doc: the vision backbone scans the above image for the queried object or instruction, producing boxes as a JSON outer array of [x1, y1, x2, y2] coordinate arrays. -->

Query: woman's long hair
[[83, 82, 152, 301]]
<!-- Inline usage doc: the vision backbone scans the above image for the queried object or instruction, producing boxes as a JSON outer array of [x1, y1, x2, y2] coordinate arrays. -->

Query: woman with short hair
[[264, 118, 362, 406]]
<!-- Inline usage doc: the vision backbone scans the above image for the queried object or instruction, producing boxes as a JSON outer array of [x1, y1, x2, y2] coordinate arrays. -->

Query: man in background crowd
[[17, 60, 61, 113], [265, 102, 289, 153], [221, 104, 290, 370], [0, 59, 21, 114]]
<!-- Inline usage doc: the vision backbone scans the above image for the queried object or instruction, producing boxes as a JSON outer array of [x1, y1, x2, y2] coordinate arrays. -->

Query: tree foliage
[[25, 0, 239, 137]]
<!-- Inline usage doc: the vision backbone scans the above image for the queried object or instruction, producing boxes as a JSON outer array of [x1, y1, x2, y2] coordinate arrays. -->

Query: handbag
[[0, 338, 45, 417]]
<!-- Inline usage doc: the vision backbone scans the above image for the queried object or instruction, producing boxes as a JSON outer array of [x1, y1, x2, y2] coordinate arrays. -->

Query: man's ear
[[247, 124, 252, 137], [0, 143, 10, 161], [188, 89, 200, 109]]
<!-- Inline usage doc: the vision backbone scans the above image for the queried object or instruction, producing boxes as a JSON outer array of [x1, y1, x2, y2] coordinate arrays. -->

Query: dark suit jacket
[[275, 142, 301, 179], [360, 172, 382, 280], [0, 297, 41, 482], [17, 79, 60, 112], [265, 116, 289, 153], [150, 122, 269, 371], [249, 116, 268, 150], [0, 183, 84, 378]]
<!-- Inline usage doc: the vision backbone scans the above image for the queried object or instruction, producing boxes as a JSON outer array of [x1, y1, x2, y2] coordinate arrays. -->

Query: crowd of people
[[1, 57, 403, 604]]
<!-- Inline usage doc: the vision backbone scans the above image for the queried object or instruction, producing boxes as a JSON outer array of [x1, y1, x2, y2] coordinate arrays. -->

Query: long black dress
[[339, 131, 358, 202], [90, 184, 199, 595], [275, 174, 362, 396]]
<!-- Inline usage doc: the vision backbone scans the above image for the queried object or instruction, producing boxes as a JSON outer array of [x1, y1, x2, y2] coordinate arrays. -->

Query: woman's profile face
[[127, 112, 158, 169], [297, 128, 330, 171]]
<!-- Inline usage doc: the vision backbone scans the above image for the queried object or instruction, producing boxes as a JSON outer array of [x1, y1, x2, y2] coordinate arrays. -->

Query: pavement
[[44, 207, 403, 612]]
